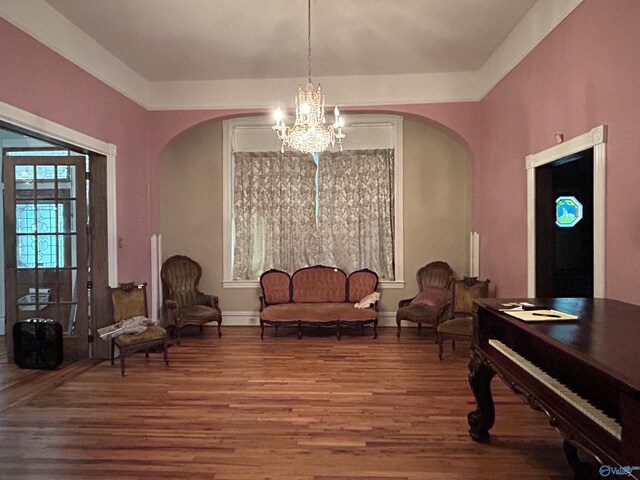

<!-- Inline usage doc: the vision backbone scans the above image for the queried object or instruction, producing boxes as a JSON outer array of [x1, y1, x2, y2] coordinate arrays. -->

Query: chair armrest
[[259, 295, 267, 311], [197, 293, 220, 310], [398, 297, 415, 308], [164, 299, 177, 310]]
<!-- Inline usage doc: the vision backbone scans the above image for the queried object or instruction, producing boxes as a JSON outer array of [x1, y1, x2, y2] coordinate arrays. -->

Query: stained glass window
[[16, 203, 65, 268], [556, 196, 583, 228]]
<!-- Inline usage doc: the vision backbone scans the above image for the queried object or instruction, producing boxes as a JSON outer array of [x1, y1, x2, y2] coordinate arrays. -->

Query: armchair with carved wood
[[396, 261, 454, 339], [108, 283, 169, 376], [161, 255, 222, 345], [436, 277, 490, 359]]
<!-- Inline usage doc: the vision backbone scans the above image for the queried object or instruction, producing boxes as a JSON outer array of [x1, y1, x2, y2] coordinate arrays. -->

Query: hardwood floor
[[0, 327, 572, 479]]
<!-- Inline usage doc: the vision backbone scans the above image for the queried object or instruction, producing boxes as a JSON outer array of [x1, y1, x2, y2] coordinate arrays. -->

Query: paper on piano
[[504, 309, 579, 322]]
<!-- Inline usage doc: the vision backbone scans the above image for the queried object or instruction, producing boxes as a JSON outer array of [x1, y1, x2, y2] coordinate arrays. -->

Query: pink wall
[[3, 0, 637, 305], [478, 0, 640, 303], [0, 19, 152, 284]]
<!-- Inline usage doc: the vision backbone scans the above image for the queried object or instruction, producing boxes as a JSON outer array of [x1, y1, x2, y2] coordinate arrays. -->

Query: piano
[[469, 298, 640, 479]]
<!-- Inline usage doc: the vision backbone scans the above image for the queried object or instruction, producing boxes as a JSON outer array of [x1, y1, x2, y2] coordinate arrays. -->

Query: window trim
[[222, 114, 404, 289]]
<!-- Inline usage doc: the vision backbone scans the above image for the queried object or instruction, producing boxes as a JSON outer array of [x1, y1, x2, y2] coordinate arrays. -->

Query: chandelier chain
[[307, 0, 312, 82]]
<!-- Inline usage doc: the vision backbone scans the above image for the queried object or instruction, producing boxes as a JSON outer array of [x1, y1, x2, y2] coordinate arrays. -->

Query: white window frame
[[222, 114, 405, 289]]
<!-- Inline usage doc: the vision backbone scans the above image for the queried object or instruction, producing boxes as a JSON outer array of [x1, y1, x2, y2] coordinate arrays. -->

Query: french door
[[3, 154, 88, 360]]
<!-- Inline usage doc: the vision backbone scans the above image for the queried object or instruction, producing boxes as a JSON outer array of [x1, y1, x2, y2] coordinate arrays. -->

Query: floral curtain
[[232, 151, 317, 280], [233, 149, 395, 281], [316, 149, 395, 280]]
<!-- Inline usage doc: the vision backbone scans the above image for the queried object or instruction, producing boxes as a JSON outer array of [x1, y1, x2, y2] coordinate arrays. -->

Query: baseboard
[[210, 310, 411, 328]]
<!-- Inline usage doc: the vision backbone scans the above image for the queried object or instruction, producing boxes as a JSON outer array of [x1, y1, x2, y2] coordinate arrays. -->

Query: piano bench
[[436, 316, 472, 359]]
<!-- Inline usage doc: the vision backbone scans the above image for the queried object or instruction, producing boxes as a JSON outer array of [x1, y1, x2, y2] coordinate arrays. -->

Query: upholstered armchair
[[108, 283, 169, 376], [437, 277, 490, 359], [161, 255, 222, 345], [396, 261, 454, 339]]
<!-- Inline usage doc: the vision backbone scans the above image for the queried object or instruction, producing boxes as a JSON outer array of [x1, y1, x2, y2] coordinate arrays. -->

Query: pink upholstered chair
[[396, 261, 454, 339]]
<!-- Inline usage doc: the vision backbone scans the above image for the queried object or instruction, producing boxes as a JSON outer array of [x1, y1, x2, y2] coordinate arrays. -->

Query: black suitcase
[[13, 318, 63, 370]]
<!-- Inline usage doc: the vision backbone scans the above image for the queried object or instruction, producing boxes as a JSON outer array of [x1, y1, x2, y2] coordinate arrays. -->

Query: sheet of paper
[[504, 309, 579, 322]]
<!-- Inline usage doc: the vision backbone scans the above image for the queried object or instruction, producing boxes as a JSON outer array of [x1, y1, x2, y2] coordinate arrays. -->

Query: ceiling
[[1, 0, 582, 108], [44, 0, 537, 82]]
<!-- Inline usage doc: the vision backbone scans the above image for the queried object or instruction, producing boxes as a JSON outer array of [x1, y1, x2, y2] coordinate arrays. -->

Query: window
[[16, 203, 65, 268], [223, 115, 404, 288]]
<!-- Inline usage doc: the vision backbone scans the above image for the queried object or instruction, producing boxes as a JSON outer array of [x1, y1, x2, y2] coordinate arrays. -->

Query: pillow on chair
[[410, 285, 452, 309]]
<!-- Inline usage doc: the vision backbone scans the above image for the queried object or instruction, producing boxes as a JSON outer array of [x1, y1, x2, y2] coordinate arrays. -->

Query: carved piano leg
[[467, 350, 496, 442]]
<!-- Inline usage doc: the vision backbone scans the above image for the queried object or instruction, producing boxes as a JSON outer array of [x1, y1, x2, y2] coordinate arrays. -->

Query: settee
[[259, 265, 379, 339]]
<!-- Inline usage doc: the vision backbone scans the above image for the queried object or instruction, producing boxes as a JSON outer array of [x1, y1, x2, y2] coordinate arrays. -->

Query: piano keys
[[468, 298, 640, 479]]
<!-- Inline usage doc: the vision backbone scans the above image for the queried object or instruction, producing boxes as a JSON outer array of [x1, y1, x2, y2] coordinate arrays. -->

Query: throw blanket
[[98, 316, 157, 340]]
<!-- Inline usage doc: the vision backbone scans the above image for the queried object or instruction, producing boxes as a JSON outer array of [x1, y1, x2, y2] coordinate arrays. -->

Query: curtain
[[232, 151, 317, 280], [316, 149, 395, 280]]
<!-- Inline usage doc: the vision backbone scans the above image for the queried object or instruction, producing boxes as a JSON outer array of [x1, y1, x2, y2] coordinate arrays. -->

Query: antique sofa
[[259, 265, 379, 339]]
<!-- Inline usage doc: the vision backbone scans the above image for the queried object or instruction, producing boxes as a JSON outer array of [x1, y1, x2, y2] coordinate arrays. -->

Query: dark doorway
[[535, 149, 594, 297]]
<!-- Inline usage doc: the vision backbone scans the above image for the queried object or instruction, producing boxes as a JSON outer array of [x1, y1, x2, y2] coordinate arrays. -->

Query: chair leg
[[337, 323, 342, 340], [297, 321, 303, 340], [120, 353, 126, 377], [177, 326, 182, 345], [396, 318, 401, 337], [373, 320, 378, 339], [145, 349, 150, 358], [217, 320, 222, 337], [260, 320, 265, 340], [199, 325, 204, 335], [452, 338, 456, 351], [110, 339, 115, 366], [438, 333, 444, 360], [163, 339, 170, 366], [418, 322, 422, 331]]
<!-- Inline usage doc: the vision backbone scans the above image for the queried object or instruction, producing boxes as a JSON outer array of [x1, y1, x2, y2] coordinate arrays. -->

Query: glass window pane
[[58, 235, 76, 268], [58, 200, 75, 233]]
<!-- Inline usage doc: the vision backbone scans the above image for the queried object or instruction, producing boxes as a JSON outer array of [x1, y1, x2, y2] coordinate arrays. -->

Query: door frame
[[0, 101, 117, 284], [526, 125, 606, 298]]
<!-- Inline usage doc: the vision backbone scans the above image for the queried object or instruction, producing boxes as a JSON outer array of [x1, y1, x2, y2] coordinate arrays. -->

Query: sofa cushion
[[292, 266, 347, 303], [347, 269, 379, 303], [260, 303, 377, 322], [260, 269, 291, 305]]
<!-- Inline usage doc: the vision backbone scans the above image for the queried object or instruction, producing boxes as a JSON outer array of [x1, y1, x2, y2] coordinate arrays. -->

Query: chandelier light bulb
[[274, 107, 284, 122]]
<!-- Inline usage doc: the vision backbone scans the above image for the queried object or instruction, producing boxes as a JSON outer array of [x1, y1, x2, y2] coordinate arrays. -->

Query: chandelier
[[272, 0, 345, 154]]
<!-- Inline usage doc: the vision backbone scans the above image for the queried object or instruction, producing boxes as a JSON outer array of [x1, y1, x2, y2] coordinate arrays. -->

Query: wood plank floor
[[0, 327, 572, 479]]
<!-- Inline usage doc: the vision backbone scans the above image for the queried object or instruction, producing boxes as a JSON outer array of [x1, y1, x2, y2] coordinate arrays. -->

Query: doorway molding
[[0, 101, 118, 284], [526, 125, 606, 298]]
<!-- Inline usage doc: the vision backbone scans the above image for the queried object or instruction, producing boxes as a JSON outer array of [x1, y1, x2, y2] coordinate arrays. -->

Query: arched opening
[[159, 112, 472, 324]]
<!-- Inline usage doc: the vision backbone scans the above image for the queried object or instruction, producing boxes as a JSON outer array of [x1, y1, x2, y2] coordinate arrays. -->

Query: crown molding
[[476, 0, 583, 98], [0, 0, 149, 107], [0, 0, 583, 110]]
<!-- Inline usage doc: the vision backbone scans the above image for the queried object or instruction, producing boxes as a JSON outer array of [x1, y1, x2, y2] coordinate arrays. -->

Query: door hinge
[[87, 281, 93, 289], [86, 225, 92, 235], [85, 171, 91, 181], [88, 334, 94, 343]]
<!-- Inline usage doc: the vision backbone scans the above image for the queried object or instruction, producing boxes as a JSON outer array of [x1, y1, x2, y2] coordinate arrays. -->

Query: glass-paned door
[[3, 155, 88, 360]]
